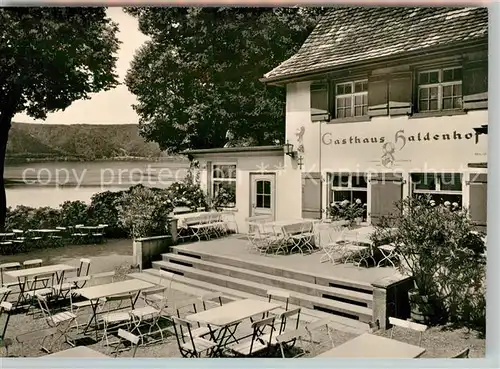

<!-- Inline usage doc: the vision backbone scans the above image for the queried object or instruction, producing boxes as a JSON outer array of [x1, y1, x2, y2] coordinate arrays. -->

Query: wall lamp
[[284, 140, 297, 159]]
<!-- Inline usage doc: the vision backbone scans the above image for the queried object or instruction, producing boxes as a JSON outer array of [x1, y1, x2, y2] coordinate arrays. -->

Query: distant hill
[[6, 122, 174, 162]]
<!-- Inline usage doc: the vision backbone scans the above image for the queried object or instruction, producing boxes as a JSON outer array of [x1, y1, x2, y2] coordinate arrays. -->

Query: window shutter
[[368, 75, 388, 117], [311, 82, 329, 122], [463, 61, 488, 111], [389, 72, 413, 116], [370, 173, 403, 226], [469, 173, 487, 230], [206, 161, 212, 196], [302, 172, 322, 219]]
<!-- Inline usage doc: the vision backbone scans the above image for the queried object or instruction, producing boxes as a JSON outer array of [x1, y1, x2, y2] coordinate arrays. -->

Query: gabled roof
[[263, 7, 488, 83]]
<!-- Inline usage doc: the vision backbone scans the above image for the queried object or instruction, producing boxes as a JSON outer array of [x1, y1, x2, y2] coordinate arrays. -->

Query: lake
[[5, 160, 190, 208]]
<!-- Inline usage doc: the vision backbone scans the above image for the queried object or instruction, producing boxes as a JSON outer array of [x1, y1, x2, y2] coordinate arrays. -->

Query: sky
[[13, 8, 149, 125]]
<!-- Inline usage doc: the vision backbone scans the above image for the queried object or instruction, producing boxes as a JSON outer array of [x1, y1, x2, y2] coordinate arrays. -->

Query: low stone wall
[[371, 274, 414, 330], [132, 235, 172, 271]]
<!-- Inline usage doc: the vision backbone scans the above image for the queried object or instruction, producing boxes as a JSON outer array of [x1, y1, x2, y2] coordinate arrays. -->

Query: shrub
[[58, 200, 89, 227], [117, 185, 174, 239], [371, 195, 486, 330], [88, 190, 127, 238]]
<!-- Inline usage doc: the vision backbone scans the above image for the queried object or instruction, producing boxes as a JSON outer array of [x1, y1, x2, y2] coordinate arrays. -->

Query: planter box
[[133, 235, 173, 271]]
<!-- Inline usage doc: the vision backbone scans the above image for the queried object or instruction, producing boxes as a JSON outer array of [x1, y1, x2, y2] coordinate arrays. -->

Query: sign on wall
[[316, 115, 487, 171]]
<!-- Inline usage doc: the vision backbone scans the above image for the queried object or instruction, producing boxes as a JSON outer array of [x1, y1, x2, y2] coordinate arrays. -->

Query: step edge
[[169, 246, 374, 289], [152, 261, 372, 317]]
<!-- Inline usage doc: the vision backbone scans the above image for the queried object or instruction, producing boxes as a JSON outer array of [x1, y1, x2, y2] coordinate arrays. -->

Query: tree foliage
[[125, 7, 323, 153], [0, 8, 120, 229]]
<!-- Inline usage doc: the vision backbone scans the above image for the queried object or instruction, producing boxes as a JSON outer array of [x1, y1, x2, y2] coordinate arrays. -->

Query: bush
[[88, 190, 128, 238], [58, 200, 89, 227], [117, 184, 174, 239], [371, 195, 486, 331]]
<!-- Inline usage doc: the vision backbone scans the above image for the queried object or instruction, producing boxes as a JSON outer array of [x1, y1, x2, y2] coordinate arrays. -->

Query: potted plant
[[372, 195, 486, 326]]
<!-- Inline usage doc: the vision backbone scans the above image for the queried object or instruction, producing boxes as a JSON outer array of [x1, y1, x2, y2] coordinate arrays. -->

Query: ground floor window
[[328, 173, 368, 220], [411, 173, 463, 206], [212, 164, 237, 207]]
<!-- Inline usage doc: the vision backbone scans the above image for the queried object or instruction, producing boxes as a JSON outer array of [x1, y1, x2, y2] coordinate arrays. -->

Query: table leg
[[13, 278, 27, 309], [82, 299, 100, 337]]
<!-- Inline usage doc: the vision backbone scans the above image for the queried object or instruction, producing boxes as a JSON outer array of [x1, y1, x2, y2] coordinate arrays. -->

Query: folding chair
[[228, 316, 276, 357], [389, 317, 428, 347], [260, 307, 301, 345], [130, 286, 169, 344], [0, 262, 21, 288], [199, 291, 224, 310], [172, 316, 217, 358], [0, 287, 11, 304], [220, 210, 239, 234], [36, 294, 77, 353], [267, 289, 290, 313], [305, 318, 335, 350], [174, 297, 209, 338], [1, 301, 13, 346], [101, 294, 134, 349], [25, 273, 55, 316], [276, 327, 309, 358], [112, 329, 140, 357], [451, 347, 470, 358], [70, 271, 115, 313]]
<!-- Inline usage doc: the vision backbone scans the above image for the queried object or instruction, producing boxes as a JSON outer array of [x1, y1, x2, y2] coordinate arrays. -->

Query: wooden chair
[[130, 286, 169, 344], [100, 294, 134, 349], [36, 294, 77, 352], [305, 318, 335, 349], [199, 291, 224, 310], [276, 327, 309, 358], [451, 347, 470, 358], [267, 289, 290, 312], [175, 297, 210, 338], [389, 317, 428, 347], [0, 262, 21, 288], [172, 316, 217, 358], [228, 316, 276, 357], [260, 307, 301, 346], [112, 329, 140, 357]]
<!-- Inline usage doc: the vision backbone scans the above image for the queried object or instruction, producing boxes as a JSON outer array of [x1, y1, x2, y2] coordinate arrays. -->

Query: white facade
[[192, 149, 301, 233], [284, 81, 488, 224]]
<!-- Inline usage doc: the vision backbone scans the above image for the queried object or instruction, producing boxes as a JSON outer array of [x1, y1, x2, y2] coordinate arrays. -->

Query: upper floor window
[[335, 80, 368, 118], [418, 67, 462, 112]]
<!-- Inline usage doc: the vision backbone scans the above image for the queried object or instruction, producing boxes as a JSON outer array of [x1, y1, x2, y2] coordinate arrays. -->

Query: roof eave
[[181, 145, 284, 156], [261, 38, 488, 86]]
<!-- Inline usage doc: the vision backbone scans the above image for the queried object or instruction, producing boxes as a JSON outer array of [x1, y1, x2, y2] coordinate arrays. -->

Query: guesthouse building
[[185, 7, 488, 232]]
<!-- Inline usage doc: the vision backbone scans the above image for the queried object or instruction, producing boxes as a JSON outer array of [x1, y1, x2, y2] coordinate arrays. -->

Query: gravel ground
[[374, 325, 485, 358], [2, 258, 486, 359]]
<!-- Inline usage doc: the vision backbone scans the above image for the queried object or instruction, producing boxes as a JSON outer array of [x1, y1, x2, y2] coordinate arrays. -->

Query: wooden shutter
[[311, 82, 330, 122], [469, 173, 487, 229], [302, 172, 322, 219], [206, 161, 212, 196], [370, 173, 404, 226], [463, 61, 488, 110], [389, 72, 413, 116], [368, 75, 388, 117]]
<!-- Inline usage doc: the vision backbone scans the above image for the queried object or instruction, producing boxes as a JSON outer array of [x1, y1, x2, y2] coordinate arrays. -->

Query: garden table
[[5, 264, 77, 308], [316, 333, 425, 358], [174, 211, 213, 229], [78, 279, 155, 336], [186, 298, 280, 357], [44, 346, 110, 358]]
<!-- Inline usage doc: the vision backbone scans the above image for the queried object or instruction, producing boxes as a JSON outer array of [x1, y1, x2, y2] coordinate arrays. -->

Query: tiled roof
[[263, 7, 488, 82]]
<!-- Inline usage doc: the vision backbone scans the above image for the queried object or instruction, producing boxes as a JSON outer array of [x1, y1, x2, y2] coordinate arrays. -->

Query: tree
[[0, 8, 120, 230], [125, 7, 323, 153]]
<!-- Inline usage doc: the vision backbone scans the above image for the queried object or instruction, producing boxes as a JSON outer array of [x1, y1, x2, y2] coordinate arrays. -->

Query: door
[[250, 174, 275, 220]]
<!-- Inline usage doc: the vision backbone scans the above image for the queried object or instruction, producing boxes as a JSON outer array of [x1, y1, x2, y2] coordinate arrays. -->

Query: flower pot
[[408, 289, 435, 324]]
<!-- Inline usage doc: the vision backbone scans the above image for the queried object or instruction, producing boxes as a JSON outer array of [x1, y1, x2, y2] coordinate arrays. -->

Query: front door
[[250, 174, 275, 220]]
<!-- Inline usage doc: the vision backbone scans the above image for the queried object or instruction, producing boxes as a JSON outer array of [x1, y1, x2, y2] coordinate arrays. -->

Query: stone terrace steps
[[127, 269, 369, 334], [152, 259, 373, 323], [161, 253, 373, 308], [170, 246, 374, 293]]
